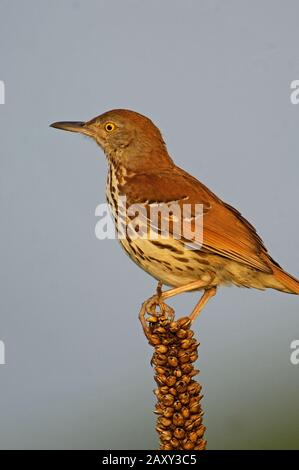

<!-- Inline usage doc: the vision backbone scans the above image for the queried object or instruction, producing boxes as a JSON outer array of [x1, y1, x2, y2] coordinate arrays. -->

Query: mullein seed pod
[[183, 440, 194, 450], [159, 385, 170, 395], [179, 392, 190, 405], [181, 374, 191, 384], [149, 335, 161, 345], [172, 412, 185, 427], [176, 380, 187, 393], [173, 368, 182, 378], [159, 429, 172, 441], [181, 339, 193, 349], [163, 407, 174, 418], [188, 382, 201, 395], [162, 394, 175, 406], [179, 352, 190, 364], [155, 326, 167, 335], [168, 356, 179, 367], [155, 366, 167, 375], [166, 375, 177, 387], [177, 317, 191, 329], [161, 443, 173, 450], [155, 375, 166, 386], [173, 400, 182, 411], [176, 329, 188, 339], [145, 304, 206, 450], [189, 352, 198, 363], [174, 428, 185, 440], [169, 322, 180, 333], [194, 441, 207, 450], [170, 437, 180, 448], [147, 316, 158, 323], [154, 354, 168, 365], [156, 344, 168, 354], [181, 363, 193, 374], [158, 416, 172, 428], [181, 406, 190, 419]]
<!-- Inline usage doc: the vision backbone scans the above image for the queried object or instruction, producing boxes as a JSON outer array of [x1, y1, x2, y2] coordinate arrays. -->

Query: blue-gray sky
[[0, 0, 298, 449]]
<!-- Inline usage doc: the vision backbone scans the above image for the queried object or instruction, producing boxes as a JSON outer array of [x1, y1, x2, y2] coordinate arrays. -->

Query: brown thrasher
[[50, 109, 299, 326]]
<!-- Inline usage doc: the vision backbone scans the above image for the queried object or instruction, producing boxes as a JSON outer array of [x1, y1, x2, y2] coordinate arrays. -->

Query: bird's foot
[[139, 291, 174, 341]]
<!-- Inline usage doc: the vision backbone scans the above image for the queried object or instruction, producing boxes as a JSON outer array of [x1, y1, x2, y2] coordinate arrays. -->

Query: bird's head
[[50, 109, 173, 171]]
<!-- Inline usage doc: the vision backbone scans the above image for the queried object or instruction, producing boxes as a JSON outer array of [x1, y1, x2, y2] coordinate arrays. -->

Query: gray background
[[0, 0, 298, 450]]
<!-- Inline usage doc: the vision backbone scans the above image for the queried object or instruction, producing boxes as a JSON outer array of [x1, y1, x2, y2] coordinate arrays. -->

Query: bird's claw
[[139, 291, 175, 341]]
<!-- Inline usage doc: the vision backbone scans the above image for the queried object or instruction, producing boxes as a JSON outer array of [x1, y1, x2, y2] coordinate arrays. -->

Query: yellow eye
[[104, 122, 116, 132]]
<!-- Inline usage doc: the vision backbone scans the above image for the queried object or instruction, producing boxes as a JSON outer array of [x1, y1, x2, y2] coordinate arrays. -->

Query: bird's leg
[[189, 287, 217, 323], [158, 275, 217, 323], [155, 280, 172, 318], [139, 273, 216, 336], [160, 272, 215, 301], [156, 281, 163, 298]]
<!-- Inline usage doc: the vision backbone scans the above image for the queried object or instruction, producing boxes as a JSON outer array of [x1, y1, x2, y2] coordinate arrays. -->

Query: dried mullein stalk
[[140, 299, 206, 450]]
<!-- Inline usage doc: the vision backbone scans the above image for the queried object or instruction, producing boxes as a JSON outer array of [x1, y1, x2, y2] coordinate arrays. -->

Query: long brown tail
[[272, 264, 299, 294]]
